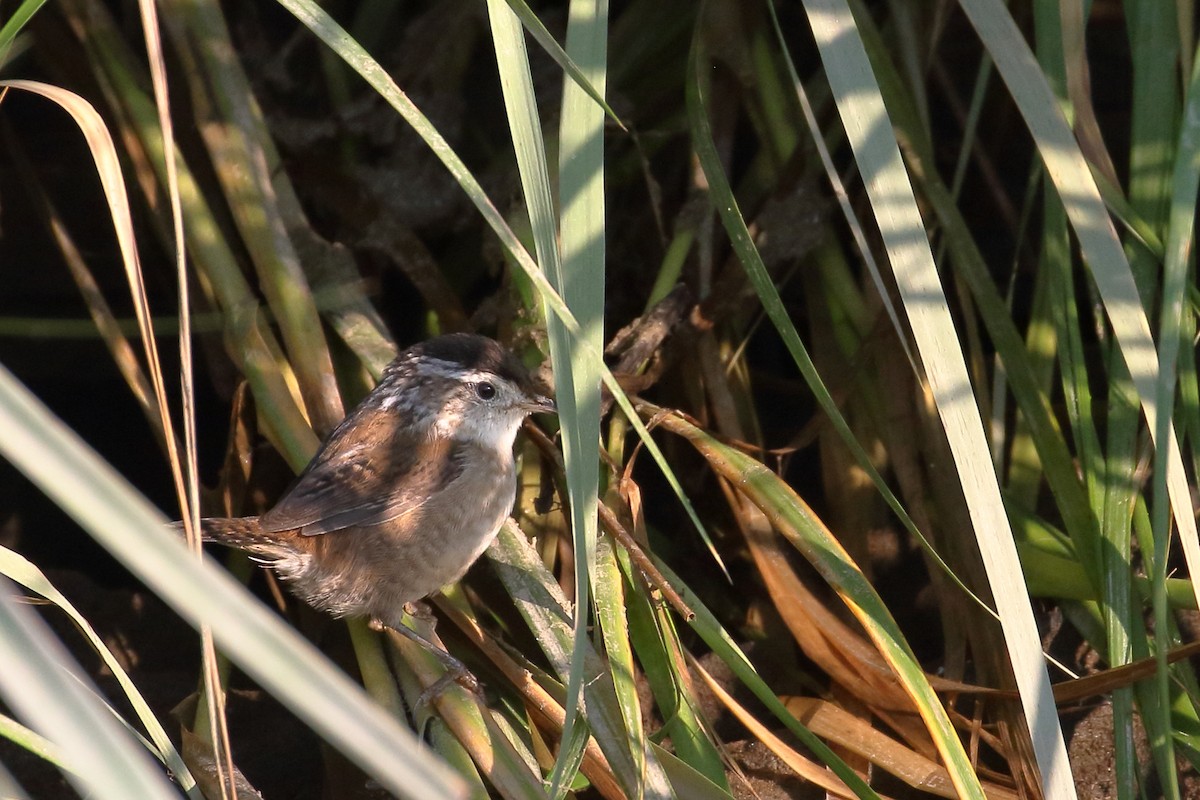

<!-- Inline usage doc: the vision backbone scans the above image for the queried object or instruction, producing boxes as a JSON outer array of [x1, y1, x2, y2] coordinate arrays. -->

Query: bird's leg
[[369, 612, 481, 711]]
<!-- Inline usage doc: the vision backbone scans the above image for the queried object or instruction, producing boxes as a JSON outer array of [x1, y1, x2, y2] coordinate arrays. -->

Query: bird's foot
[[370, 615, 481, 713], [402, 601, 436, 624]]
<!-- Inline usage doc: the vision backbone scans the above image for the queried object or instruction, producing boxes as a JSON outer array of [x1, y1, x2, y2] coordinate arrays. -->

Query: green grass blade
[[596, 532, 648, 793], [0, 363, 466, 800], [645, 547, 880, 800], [502, 0, 625, 129], [957, 0, 1200, 616], [689, 9, 989, 614], [1149, 19, 1200, 800], [0, 546, 200, 796], [0, 583, 181, 797], [657, 407, 983, 798], [483, 2, 605, 793], [490, 522, 676, 799], [791, 1, 1065, 796], [0, 0, 47, 62], [0, 711, 73, 776], [558, 0, 613, 791]]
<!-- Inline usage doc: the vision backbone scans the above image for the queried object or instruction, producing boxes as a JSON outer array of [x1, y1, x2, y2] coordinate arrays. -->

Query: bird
[[193, 333, 555, 690]]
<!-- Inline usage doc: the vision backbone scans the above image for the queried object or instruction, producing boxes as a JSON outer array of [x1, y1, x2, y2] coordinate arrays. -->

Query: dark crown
[[384, 333, 539, 394]]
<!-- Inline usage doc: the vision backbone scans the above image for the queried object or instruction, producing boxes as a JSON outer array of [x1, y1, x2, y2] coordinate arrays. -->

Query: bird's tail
[[174, 516, 291, 558]]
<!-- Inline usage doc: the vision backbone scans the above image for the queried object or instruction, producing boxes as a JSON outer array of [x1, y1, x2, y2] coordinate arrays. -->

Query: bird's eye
[[475, 381, 497, 400]]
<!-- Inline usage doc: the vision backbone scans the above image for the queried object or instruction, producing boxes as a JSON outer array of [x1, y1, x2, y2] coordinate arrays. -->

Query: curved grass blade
[[653, 406, 982, 798], [956, 0, 1200, 621], [784, 2, 1082, 795], [686, 13, 989, 616], [645, 552, 881, 799], [502, 0, 625, 130], [0, 580, 181, 798], [0, 363, 466, 800], [0, 546, 199, 796]]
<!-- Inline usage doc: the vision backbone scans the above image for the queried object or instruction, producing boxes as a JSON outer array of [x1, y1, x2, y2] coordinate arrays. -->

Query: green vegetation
[[0, 1, 1197, 798]]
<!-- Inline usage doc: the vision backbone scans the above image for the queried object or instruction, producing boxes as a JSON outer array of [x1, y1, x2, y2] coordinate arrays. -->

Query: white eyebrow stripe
[[415, 358, 500, 384]]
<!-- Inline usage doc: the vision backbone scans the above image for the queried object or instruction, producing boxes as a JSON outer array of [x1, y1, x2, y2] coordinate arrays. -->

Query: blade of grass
[[844, 0, 1104, 595], [558, 0, 613, 792], [0, 362, 466, 800], [0, 581, 181, 798], [132, 0, 238, 789], [483, 3, 602, 794], [689, 9, 990, 617], [489, 521, 676, 800], [644, 548, 882, 800], [792, 3, 1081, 796], [502, 0, 625, 129], [0, 0, 47, 63], [60, 2, 321, 466], [0, 711, 72, 775], [158, 0, 345, 435], [1150, 18, 1200, 800], [0, 546, 199, 796], [652, 405, 983, 798], [957, 0, 1200, 633]]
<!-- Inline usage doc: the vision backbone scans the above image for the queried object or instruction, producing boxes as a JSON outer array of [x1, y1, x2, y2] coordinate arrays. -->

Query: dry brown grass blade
[[930, 639, 1200, 704], [689, 656, 868, 799], [723, 476, 910, 711], [8, 133, 166, 453], [726, 491, 956, 760], [782, 696, 1021, 800]]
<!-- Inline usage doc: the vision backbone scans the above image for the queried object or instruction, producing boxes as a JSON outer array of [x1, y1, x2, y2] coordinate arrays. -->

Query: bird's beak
[[526, 394, 556, 414]]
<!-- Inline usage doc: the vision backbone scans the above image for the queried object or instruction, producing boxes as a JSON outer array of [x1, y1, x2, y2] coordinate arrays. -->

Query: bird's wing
[[259, 408, 466, 536]]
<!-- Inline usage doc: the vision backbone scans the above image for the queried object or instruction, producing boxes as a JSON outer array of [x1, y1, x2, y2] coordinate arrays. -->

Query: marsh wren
[[196, 334, 554, 679]]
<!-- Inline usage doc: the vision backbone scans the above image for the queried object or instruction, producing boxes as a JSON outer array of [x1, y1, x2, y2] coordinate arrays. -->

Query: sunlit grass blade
[[688, 12, 988, 614], [490, 522, 676, 799], [956, 0, 1200, 612], [0, 363, 466, 800], [840, 2, 1103, 595], [0, 546, 199, 796], [596, 532, 647, 792], [385, 632, 550, 800], [0, 583, 182, 798], [483, 2, 604, 793], [558, 0, 612, 791], [789, 3, 1072, 796], [0, 711, 72, 776], [764, 1, 914, 370], [651, 405, 980, 797], [502, 0, 625, 129], [55, 1, 321, 466], [960, 3, 1200, 797]]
